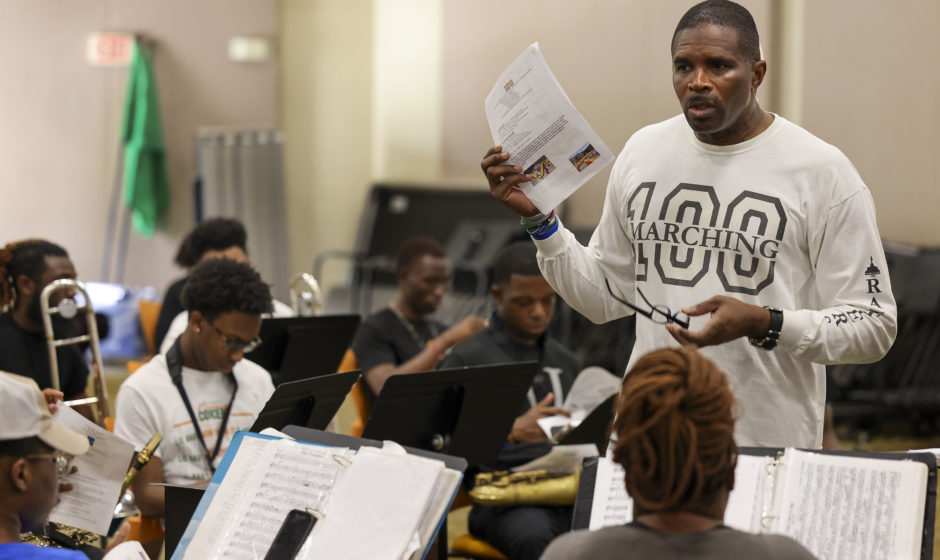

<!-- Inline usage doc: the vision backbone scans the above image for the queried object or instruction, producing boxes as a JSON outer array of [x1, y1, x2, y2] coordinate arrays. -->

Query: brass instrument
[[469, 468, 580, 506], [289, 272, 322, 317], [116, 432, 163, 515], [40, 278, 110, 424]]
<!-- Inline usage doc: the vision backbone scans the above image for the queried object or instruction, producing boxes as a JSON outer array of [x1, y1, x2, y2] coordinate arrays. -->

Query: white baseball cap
[[0, 372, 90, 456]]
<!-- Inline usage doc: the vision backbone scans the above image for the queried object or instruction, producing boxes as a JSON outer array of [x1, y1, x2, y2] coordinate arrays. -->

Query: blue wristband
[[530, 217, 559, 240]]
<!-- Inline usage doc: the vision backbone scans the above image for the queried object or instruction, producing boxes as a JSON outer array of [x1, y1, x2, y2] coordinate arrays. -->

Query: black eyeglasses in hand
[[604, 279, 690, 329]]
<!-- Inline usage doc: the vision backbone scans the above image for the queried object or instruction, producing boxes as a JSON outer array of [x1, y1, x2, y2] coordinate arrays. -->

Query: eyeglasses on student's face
[[604, 279, 690, 329], [207, 321, 262, 354], [25, 450, 74, 479]]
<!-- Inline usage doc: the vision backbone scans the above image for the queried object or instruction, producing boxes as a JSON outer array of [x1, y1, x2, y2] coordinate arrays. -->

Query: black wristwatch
[[749, 306, 783, 350]]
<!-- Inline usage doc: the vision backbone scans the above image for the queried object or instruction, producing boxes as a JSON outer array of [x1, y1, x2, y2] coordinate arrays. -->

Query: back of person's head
[[0, 239, 69, 313], [396, 236, 447, 277], [672, 0, 761, 62], [181, 258, 273, 321], [492, 241, 541, 286], [174, 218, 248, 268], [611, 346, 737, 513]]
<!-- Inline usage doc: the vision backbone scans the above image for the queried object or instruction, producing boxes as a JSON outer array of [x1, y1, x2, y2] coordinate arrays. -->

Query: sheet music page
[[409, 467, 462, 560], [49, 404, 135, 535], [184, 437, 353, 560], [588, 456, 633, 530], [299, 446, 443, 560], [776, 449, 927, 560], [723, 454, 771, 532], [484, 43, 613, 213]]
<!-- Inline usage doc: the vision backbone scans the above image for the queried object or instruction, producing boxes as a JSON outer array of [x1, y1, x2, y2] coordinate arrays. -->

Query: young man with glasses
[[482, 0, 897, 449], [0, 372, 90, 558], [114, 258, 275, 519]]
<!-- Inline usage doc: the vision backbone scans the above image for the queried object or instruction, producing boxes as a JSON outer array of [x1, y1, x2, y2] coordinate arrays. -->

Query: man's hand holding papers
[[483, 42, 612, 215]]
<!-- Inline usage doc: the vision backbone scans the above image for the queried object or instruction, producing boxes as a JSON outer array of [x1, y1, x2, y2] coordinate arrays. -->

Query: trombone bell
[[289, 272, 323, 317], [40, 279, 111, 424]]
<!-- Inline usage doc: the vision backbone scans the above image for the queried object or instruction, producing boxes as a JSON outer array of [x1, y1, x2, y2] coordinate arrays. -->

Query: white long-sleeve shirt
[[536, 114, 897, 448]]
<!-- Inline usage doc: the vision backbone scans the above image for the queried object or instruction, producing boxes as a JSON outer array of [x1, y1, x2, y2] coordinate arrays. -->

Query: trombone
[[289, 272, 323, 316], [40, 278, 111, 424]]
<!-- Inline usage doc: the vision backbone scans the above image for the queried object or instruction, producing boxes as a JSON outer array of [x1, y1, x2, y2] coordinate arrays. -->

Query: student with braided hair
[[0, 240, 88, 401], [541, 346, 815, 559]]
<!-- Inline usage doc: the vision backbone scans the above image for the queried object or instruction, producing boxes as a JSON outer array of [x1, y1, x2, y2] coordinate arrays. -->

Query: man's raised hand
[[481, 145, 539, 218]]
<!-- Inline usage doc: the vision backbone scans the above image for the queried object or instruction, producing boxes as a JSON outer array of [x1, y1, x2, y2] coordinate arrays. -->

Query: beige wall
[[441, 0, 776, 228], [1, 1, 937, 301], [0, 0, 278, 292], [802, 0, 940, 245], [280, 0, 374, 291]]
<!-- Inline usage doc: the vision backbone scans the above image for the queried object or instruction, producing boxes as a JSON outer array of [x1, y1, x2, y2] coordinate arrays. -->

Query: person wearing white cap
[[0, 372, 89, 558]]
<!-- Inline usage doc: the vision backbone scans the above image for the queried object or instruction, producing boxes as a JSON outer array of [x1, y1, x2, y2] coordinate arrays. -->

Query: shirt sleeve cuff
[[532, 217, 568, 258], [778, 308, 812, 351]]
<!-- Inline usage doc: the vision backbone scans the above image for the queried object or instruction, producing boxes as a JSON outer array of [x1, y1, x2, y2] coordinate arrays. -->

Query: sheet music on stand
[[172, 431, 463, 560], [573, 448, 936, 560]]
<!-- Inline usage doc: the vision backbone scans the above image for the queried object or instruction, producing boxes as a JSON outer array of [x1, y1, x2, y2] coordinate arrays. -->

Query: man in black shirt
[[351, 236, 485, 398], [440, 241, 581, 560], [0, 240, 88, 400], [154, 218, 251, 351]]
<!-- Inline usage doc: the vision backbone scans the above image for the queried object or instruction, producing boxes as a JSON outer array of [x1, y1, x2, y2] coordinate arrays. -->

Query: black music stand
[[244, 315, 360, 385], [249, 370, 361, 432], [556, 394, 616, 455], [361, 362, 538, 467]]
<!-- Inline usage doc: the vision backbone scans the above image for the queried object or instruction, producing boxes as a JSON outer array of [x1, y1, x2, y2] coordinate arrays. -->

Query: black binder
[[249, 370, 361, 432], [361, 362, 539, 466], [244, 315, 360, 385]]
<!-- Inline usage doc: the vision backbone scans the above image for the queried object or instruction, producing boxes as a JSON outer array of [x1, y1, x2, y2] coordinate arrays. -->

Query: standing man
[[352, 237, 485, 398], [440, 241, 581, 560], [0, 240, 88, 402], [482, 0, 896, 448]]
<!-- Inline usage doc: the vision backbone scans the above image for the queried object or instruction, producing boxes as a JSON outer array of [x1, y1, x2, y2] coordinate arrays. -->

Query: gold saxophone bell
[[39, 279, 110, 425], [469, 468, 580, 506], [115, 433, 163, 519]]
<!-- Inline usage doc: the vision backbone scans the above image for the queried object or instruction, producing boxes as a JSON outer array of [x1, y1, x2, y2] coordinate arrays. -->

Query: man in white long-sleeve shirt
[[481, 0, 897, 449]]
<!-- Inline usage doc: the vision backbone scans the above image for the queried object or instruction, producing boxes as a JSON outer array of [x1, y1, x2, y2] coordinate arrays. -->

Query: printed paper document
[[485, 42, 613, 213]]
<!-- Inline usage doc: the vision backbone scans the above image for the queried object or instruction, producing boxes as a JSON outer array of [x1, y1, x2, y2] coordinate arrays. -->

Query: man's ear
[[7, 458, 30, 492], [751, 59, 767, 91], [15, 274, 35, 300], [491, 284, 504, 304], [188, 311, 204, 333]]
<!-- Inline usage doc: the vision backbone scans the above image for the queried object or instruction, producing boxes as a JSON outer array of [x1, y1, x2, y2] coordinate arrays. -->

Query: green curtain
[[121, 41, 168, 237]]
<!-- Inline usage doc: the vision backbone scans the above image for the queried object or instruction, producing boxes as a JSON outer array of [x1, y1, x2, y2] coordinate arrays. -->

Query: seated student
[[156, 218, 291, 354], [0, 240, 88, 403], [351, 236, 485, 398], [439, 241, 581, 560], [541, 347, 816, 560], [114, 259, 275, 519], [0, 372, 91, 559]]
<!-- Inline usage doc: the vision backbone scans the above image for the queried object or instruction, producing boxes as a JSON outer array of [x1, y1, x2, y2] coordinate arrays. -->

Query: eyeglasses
[[25, 450, 74, 479], [207, 321, 262, 354], [604, 279, 690, 329]]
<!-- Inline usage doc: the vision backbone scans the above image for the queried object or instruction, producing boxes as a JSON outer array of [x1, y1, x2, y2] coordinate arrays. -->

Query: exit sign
[[86, 32, 135, 66]]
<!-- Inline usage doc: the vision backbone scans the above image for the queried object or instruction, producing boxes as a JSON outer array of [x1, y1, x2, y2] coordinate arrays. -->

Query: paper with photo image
[[485, 42, 613, 213]]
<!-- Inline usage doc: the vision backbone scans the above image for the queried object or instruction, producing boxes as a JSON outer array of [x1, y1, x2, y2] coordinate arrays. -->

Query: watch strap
[[749, 307, 783, 350]]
